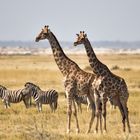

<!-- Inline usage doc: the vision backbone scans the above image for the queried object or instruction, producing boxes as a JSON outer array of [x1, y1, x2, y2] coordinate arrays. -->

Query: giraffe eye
[[43, 33, 47, 35]]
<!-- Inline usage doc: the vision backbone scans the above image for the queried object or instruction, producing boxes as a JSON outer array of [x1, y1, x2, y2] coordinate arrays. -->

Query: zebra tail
[[54, 101, 58, 110]]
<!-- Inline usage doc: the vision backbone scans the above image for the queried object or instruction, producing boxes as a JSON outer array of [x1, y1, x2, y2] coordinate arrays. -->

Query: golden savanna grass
[[0, 54, 140, 140]]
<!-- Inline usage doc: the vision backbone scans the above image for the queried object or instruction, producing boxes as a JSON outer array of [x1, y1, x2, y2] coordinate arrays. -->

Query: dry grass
[[0, 54, 140, 140]]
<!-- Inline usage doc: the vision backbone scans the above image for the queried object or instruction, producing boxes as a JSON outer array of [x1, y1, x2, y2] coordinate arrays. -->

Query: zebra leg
[[78, 103, 82, 113], [73, 100, 80, 133], [29, 96, 32, 107], [39, 103, 42, 112], [23, 98, 29, 108], [8, 101, 10, 108], [54, 101, 58, 112], [4, 100, 8, 109], [37, 102, 42, 112], [49, 103, 53, 113]]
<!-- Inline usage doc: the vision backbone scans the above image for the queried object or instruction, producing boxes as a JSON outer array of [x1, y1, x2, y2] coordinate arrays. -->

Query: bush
[[123, 68, 131, 71], [111, 65, 120, 70], [84, 66, 92, 71]]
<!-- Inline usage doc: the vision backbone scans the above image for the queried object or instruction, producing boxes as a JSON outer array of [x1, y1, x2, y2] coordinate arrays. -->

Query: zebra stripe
[[25, 82, 58, 112], [73, 94, 90, 113], [0, 85, 31, 108]]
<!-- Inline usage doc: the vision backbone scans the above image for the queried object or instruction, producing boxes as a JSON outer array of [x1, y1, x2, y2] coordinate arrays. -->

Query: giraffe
[[35, 26, 102, 134], [73, 31, 131, 133]]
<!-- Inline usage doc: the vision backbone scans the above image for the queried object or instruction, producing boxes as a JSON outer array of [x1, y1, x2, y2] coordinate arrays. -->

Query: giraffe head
[[74, 31, 87, 46], [35, 25, 51, 42]]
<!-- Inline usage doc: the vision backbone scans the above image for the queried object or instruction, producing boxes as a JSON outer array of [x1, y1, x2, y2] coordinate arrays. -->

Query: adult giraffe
[[35, 26, 102, 133], [74, 31, 131, 133]]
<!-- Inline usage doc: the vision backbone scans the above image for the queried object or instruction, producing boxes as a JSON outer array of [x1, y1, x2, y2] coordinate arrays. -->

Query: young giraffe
[[74, 31, 131, 133], [35, 26, 102, 134]]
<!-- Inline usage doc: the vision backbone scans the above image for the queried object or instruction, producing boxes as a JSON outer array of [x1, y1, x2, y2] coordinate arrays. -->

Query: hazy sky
[[0, 0, 140, 41]]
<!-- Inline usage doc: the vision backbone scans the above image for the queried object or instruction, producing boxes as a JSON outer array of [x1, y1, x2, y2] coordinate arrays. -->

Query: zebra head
[[24, 82, 41, 96], [0, 85, 7, 97]]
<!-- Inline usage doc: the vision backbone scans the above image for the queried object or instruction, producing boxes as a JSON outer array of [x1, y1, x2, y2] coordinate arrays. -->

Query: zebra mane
[[24, 82, 41, 90], [0, 85, 7, 90]]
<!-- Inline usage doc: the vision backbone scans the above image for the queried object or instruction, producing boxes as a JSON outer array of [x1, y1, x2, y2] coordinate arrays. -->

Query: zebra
[[0, 85, 32, 108], [73, 94, 90, 113], [24, 82, 58, 112], [64, 93, 90, 113]]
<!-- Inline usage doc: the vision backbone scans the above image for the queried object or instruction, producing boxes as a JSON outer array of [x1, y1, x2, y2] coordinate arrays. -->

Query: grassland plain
[[0, 54, 140, 140]]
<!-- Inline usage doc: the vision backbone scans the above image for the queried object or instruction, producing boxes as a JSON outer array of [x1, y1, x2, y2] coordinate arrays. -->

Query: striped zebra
[[24, 82, 58, 112], [0, 85, 32, 108], [73, 94, 90, 113]]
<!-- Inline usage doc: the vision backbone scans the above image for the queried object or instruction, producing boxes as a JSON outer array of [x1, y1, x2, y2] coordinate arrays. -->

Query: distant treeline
[[0, 41, 140, 49]]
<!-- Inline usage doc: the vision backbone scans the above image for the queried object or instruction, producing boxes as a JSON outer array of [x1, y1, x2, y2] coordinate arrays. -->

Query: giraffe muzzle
[[73, 42, 78, 46], [35, 37, 40, 42]]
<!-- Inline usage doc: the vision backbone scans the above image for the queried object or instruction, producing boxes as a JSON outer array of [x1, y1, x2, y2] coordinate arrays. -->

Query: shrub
[[111, 65, 120, 70]]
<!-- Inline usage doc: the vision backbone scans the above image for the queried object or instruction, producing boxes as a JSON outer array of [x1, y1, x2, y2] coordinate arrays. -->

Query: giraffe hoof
[[94, 130, 98, 134], [67, 129, 70, 134], [103, 130, 107, 134], [86, 130, 90, 134], [76, 128, 80, 134], [128, 129, 131, 133]]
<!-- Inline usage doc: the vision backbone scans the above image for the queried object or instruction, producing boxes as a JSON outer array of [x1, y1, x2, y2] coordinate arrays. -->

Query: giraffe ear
[[44, 25, 49, 29], [48, 29, 51, 33], [84, 34, 87, 37], [76, 34, 79, 37]]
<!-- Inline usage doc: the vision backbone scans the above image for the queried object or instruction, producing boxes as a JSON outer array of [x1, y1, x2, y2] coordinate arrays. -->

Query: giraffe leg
[[86, 95, 95, 134], [95, 111, 100, 133], [65, 79, 79, 134], [94, 93, 101, 134], [99, 111, 103, 134], [118, 101, 126, 132], [120, 101, 131, 133], [67, 96, 72, 134], [73, 100, 80, 133], [87, 98, 90, 112], [101, 98, 107, 133], [79, 103, 82, 113]]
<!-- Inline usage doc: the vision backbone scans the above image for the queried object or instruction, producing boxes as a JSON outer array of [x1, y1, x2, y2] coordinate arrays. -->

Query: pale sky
[[0, 0, 140, 41]]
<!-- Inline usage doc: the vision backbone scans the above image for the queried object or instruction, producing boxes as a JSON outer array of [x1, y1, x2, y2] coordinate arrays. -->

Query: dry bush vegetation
[[0, 54, 140, 140]]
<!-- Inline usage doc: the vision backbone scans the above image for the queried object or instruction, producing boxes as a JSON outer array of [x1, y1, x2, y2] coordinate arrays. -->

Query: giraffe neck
[[48, 32, 78, 76], [83, 38, 109, 76]]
